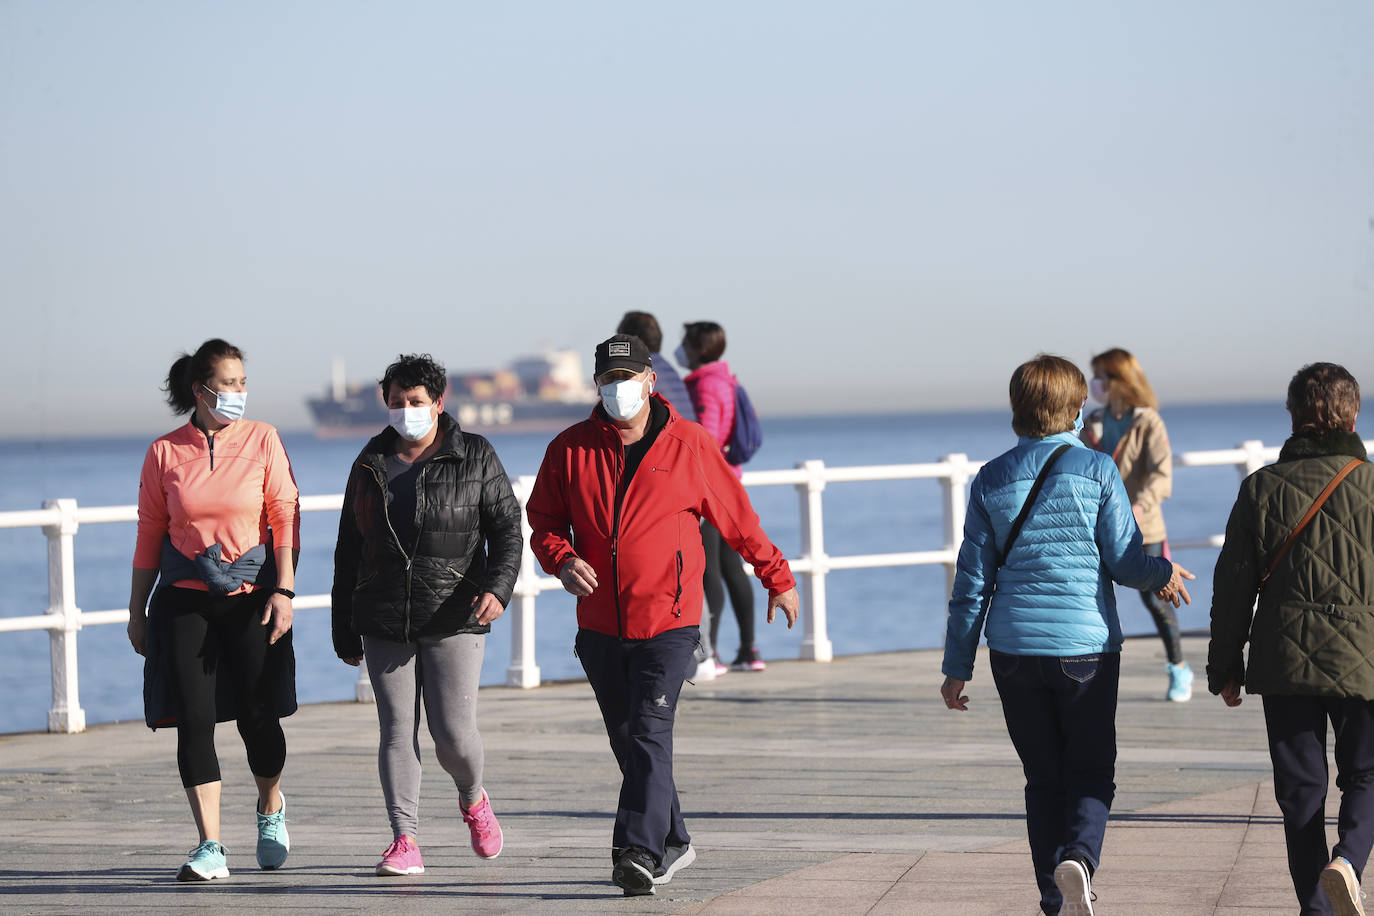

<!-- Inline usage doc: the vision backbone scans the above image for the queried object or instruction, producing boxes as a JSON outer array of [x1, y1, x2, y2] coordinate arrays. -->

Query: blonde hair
[[1091, 348, 1158, 411], [1010, 354, 1087, 438]]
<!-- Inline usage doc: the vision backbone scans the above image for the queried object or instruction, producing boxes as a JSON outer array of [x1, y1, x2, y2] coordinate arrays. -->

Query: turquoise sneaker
[[256, 793, 290, 869], [177, 840, 229, 881], [1167, 662, 1194, 702]]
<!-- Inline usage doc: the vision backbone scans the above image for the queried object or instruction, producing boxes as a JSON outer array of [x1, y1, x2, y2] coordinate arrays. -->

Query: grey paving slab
[[0, 635, 1345, 913]]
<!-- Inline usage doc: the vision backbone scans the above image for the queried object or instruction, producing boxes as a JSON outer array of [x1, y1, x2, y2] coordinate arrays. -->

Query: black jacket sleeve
[[331, 465, 365, 658], [475, 437, 523, 607]]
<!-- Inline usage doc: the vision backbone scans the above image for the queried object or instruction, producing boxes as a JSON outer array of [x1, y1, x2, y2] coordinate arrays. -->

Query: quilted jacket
[[1082, 406, 1172, 543], [1206, 430, 1374, 698], [942, 432, 1173, 681], [331, 412, 523, 657]]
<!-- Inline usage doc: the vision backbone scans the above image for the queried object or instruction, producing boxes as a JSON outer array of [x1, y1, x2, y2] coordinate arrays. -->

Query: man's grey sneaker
[[1053, 857, 1094, 916], [1321, 856, 1369, 916], [612, 846, 657, 896], [256, 792, 290, 869], [654, 843, 696, 885], [177, 840, 230, 881]]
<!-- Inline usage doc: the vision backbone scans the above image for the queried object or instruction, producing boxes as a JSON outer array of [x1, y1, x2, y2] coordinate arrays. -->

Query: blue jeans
[[1263, 694, 1374, 915], [990, 650, 1120, 914]]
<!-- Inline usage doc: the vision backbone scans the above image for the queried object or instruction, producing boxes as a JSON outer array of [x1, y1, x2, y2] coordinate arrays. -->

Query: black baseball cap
[[594, 334, 652, 376]]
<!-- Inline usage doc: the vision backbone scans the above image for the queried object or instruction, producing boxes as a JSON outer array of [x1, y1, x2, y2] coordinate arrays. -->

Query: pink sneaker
[[375, 835, 424, 876], [461, 792, 503, 858]]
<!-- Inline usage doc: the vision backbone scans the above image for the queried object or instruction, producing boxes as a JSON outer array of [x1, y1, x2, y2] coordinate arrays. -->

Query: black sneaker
[[612, 846, 656, 896], [731, 646, 766, 672], [1053, 856, 1094, 916], [653, 843, 695, 885]]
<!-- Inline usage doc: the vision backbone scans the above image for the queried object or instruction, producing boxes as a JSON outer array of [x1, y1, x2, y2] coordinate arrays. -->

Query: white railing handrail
[[5, 438, 1370, 732]]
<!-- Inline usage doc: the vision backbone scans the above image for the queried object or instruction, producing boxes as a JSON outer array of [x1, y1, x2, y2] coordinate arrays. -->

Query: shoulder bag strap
[[999, 443, 1073, 567], [1260, 458, 1365, 587]]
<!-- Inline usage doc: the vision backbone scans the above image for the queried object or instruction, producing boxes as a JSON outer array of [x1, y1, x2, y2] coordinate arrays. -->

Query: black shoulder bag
[[997, 443, 1073, 568]]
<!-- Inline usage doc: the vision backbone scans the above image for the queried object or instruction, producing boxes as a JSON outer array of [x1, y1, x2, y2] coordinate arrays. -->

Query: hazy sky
[[2, 1, 1371, 439]]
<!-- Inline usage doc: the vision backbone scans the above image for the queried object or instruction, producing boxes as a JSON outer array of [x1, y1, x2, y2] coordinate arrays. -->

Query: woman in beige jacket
[[1083, 348, 1193, 702]]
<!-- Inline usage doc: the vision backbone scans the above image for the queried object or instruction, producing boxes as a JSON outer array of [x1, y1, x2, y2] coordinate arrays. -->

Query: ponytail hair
[[163, 339, 244, 414]]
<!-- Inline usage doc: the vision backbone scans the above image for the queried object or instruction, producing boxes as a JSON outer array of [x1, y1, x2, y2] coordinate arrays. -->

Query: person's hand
[[341, 656, 363, 667], [1132, 503, 1145, 525], [127, 612, 147, 656], [1155, 562, 1196, 608], [558, 557, 598, 597], [941, 677, 969, 711], [472, 592, 505, 625], [1221, 680, 1243, 707], [767, 587, 800, 628], [262, 592, 294, 645]]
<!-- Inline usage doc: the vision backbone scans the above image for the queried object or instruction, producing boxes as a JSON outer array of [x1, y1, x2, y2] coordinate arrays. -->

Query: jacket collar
[[684, 360, 731, 383], [1278, 429, 1368, 463], [1017, 431, 1087, 448], [360, 412, 464, 468]]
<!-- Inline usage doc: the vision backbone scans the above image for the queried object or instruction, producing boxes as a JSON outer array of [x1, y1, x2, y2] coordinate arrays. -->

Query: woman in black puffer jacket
[[332, 354, 521, 876]]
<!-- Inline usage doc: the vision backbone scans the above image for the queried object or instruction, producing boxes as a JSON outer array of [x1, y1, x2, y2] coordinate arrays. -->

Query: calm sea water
[[0, 403, 1300, 734]]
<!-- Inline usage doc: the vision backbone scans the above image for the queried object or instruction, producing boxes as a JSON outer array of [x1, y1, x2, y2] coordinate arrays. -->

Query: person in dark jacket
[[616, 310, 697, 423], [332, 354, 523, 877], [526, 333, 799, 898], [941, 354, 1192, 916], [1209, 362, 1374, 916]]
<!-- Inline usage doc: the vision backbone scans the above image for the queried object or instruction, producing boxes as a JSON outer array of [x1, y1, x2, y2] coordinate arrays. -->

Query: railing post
[[1239, 439, 1268, 477], [506, 477, 541, 688], [940, 454, 971, 600], [796, 459, 833, 662], [43, 499, 85, 733], [355, 663, 375, 703]]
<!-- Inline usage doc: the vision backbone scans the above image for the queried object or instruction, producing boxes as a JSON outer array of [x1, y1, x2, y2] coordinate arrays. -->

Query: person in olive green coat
[[1084, 348, 1192, 702], [1208, 362, 1374, 916]]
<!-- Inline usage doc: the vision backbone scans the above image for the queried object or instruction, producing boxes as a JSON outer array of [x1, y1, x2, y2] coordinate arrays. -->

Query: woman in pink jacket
[[679, 321, 764, 672]]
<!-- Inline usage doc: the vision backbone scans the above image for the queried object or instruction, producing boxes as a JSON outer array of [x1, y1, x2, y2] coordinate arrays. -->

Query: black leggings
[[701, 521, 755, 655], [162, 587, 286, 788], [1140, 542, 1182, 665]]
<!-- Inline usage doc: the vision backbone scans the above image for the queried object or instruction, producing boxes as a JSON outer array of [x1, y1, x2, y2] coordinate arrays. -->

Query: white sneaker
[[1054, 858, 1094, 916]]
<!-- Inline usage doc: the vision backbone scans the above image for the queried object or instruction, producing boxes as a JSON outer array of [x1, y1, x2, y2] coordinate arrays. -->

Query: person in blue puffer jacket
[[940, 354, 1194, 916]]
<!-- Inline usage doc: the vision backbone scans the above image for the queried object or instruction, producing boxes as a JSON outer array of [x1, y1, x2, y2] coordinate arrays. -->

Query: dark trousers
[[1263, 694, 1374, 915], [990, 650, 1120, 914], [163, 586, 286, 787], [576, 626, 699, 864], [701, 521, 755, 656], [1140, 541, 1182, 664]]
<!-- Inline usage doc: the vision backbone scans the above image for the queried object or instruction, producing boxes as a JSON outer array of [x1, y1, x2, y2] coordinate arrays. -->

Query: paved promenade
[[0, 635, 1314, 914]]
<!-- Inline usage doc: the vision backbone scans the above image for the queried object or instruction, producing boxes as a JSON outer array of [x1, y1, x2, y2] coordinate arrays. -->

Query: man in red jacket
[[527, 333, 799, 897]]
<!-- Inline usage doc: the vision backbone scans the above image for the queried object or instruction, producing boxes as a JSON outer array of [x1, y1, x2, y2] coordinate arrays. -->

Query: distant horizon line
[[0, 397, 1294, 445]]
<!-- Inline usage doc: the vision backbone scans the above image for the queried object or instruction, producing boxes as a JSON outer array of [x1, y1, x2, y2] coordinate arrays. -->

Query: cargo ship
[[307, 350, 597, 438]]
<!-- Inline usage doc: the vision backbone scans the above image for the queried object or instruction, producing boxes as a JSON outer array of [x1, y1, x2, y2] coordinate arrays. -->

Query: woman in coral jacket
[[126, 338, 300, 882], [1082, 347, 1192, 702], [679, 320, 763, 673]]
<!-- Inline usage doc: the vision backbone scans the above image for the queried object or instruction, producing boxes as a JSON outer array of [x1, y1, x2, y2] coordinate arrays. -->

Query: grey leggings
[[363, 633, 486, 839]]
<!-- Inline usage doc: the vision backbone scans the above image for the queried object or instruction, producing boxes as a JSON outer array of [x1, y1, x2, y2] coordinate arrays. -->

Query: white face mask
[[599, 378, 647, 421], [389, 405, 436, 441], [1089, 378, 1110, 404], [203, 385, 246, 424]]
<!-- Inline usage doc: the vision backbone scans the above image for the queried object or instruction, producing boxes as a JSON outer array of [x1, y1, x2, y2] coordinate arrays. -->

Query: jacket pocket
[[1060, 655, 1101, 683]]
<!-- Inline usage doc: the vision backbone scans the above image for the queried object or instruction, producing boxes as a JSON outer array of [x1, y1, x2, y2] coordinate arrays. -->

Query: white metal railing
[[3, 439, 1370, 733]]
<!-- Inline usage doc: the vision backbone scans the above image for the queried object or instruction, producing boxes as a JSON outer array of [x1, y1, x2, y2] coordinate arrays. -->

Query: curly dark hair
[[379, 354, 448, 403]]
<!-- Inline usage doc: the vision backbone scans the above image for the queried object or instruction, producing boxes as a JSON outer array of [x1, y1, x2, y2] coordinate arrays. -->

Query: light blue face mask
[[1073, 406, 1084, 434], [203, 385, 246, 424], [673, 343, 690, 368], [599, 378, 648, 421], [389, 405, 436, 441]]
